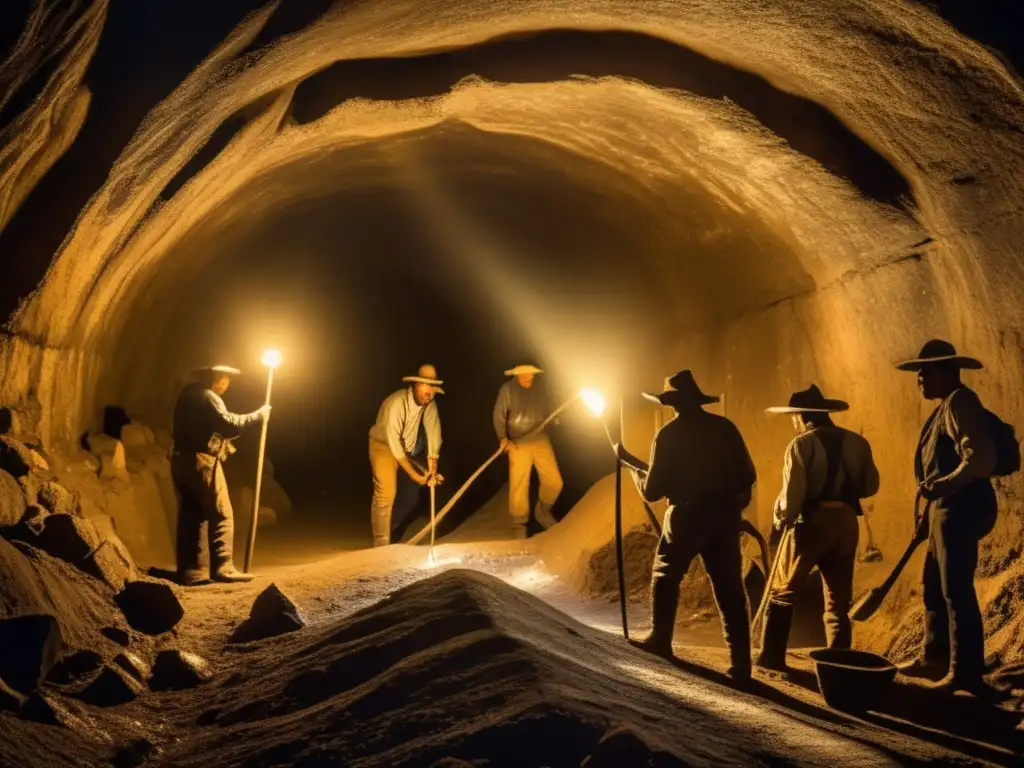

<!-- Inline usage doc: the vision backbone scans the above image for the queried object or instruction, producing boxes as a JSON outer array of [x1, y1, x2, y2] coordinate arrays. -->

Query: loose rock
[[111, 738, 159, 768], [22, 691, 92, 730], [149, 650, 213, 691], [82, 537, 137, 590], [0, 436, 33, 478], [582, 728, 686, 768], [0, 468, 25, 528], [77, 664, 142, 707], [119, 424, 150, 448], [229, 583, 308, 644], [0, 678, 26, 712], [46, 649, 104, 686], [38, 513, 101, 565], [38, 480, 78, 516], [115, 581, 184, 635], [102, 626, 131, 647], [20, 504, 49, 536], [114, 651, 151, 683], [0, 614, 64, 694]]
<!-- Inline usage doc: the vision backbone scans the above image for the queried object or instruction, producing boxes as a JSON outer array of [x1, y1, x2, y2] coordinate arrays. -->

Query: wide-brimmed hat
[[504, 364, 543, 376], [642, 370, 720, 407], [895, 339, 983, 371], [766, 384, 849, 414], [403, 364, 445, 394], [191, 365, 241, 377]]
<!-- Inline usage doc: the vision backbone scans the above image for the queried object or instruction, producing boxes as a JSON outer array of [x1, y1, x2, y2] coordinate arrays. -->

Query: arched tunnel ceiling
[[1, 0, 1023, 448]]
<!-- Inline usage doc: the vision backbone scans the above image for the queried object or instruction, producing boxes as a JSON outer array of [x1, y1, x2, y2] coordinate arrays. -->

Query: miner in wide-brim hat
[[493, 363, 563, 538], [367, 364, 445, 547], [756, 385, 880, 673], [625, 369, 757, 685], [893, 339, 1004, 696], [171, 364, 270, 585]]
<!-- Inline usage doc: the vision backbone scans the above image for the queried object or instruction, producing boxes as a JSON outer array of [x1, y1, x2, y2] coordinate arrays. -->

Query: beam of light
[[261, 348, 283, 369], [579, 388, 606, 417], [420, 551, 464, 570]]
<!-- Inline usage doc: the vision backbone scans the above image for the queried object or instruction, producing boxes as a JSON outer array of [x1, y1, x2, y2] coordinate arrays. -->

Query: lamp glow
[[261, 349, 282, 369], [580, 388, 606, 417]]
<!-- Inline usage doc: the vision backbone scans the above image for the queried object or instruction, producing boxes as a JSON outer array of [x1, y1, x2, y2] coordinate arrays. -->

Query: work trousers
[[768, 502, 859, 648], [369, 437, 424, 547], [507, 433, 563, 525], [172, 451, 235, 576], [651, 504, 750, 672], [920, 495, 996, 681]]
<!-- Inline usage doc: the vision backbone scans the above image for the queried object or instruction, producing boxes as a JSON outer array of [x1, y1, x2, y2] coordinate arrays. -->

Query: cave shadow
[[769, 662, 1024, 766]]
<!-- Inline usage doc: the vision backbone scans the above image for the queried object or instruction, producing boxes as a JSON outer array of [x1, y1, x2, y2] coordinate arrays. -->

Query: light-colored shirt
[[368, 387, 442, 460], [774, 425, 880, 525]]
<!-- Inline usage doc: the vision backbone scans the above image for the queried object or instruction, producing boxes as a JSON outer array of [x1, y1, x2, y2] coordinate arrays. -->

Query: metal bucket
[[809, 648, 896, 712]]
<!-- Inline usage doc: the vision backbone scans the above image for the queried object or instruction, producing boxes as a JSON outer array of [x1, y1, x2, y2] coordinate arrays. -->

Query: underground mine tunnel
[[2, 1, 1024, 766]]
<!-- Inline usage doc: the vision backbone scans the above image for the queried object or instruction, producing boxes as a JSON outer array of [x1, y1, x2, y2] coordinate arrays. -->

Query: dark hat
[[642, 370, 720, 407], [766, 384, 849, 414], [191, 365, 241, 377], [895, 339, 982, 371]]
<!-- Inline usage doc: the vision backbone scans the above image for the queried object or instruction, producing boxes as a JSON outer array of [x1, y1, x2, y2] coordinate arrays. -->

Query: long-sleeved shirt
[[493, 380, 548, 441], [172, 382, 262, 454], [369, 387, 442, 460], [774, 425, 880, 525], [643, 409, 756, 509], [916, 386, 996, 499]]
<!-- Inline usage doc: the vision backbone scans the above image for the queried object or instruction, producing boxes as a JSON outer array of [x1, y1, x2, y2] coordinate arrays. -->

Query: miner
[[757, 385, 880, 671], [368, 364, 444, 547], [895, 340, 1002, 695], [620, 370, 756, 684], [493, 364, 564, 538], [171, 365, 270, 585]]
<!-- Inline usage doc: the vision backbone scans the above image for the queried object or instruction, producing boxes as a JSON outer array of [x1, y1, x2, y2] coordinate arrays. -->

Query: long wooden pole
[[407, 392, 583, 546], [244, 367, 274, 573], [614, 396, 629, 640]]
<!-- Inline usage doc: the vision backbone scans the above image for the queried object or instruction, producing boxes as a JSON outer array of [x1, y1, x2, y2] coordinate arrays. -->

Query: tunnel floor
[[143, 529, 1022, 767]]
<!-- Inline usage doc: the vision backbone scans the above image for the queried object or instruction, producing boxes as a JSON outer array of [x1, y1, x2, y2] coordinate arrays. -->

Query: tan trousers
[[768, 501, 860, 647], [507, 433, 563, 526], [172, 452, 235, 577], [369, 437, 402, 547]]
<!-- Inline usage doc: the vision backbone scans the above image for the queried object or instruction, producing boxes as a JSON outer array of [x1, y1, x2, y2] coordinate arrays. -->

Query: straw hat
[[504, 364, 543, 376], [403, 364, 445, 394], [642, 370, 719, 407], [895, 339, 982, 371], [766, 384, 849, 414], [191, 365, 242, 377]]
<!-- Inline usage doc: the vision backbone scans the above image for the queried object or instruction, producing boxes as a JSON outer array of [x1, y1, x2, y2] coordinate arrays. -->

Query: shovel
[[850, 494, 929, 622], [429, 477, 437, 562]]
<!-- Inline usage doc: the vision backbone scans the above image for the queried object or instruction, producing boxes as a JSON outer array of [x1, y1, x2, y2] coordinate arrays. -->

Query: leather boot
[[534, 501, 557, 530], [630, 575, 679, 658], [755, 603, 793, 671], [211, 564, 255, 583], [511, 523, 528, 540]]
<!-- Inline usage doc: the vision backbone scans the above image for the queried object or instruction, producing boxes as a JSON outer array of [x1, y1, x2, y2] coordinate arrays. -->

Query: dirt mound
[[164, 568, 915, 768]]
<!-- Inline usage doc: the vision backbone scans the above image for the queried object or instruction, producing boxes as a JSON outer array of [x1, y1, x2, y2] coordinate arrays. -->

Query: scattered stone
[[0, 436, 33, 478], [22, 691, 91, 729], [154, 430, 173, 449], [114, 652, 151, 683], [17, 470, 44, 505], [82, 452, 100, 472], [38, 513, 101, 565], [88, 434, 128, 480], [111, 738, 158, 768], [149, 650, 213, 691], [115, 581, 184, 635], [0, 614, 64, 694], [90, 513, 118, 541], [46, 650, 104, 686], [20, 504, 49, 536], [77, 664, 142, 707], [0, 678, 26, 712], [0, 468, 25, 528], [582, 728, 686, 768], [102, 626, 131, 647], [38, 480, 78, 516], [28, 448, 49, 472], [82, 537, 137, 590], [229, 583, 308, 644], [119, 424, 150, 448]]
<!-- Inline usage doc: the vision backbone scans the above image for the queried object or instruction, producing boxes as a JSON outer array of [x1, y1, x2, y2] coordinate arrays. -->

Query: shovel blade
[[850, 588, 885, 622]]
